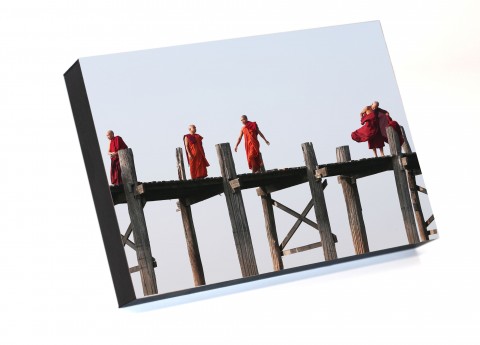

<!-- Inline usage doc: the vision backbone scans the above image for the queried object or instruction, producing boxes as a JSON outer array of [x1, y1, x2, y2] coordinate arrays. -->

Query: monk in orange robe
[[234, 115, 270, 173], [184, 124, 209, 179], [106, 130, 128, 185]]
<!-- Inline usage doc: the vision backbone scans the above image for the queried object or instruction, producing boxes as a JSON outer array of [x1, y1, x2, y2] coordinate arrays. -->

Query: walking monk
[[184, 124, 209, 179], [234, 115, 270, 173], [106, 130, 128, 185]]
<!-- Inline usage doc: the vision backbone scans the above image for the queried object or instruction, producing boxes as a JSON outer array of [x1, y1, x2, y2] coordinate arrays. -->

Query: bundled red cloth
[[377, 110, 404, 146], [351, 112, 385, 149]]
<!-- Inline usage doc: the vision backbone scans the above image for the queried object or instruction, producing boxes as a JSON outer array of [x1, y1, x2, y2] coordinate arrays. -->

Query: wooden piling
[[259, 190, 283, 271], [118, 148, 158, 296], [301, 142, 337, 261], [257, 165, 283, 271], [336, 146, 369, 254], [387, 128, 420, 244], [176, 148, 206, 286], [216, 143, 259, 277], [399, 132, 429, 241]]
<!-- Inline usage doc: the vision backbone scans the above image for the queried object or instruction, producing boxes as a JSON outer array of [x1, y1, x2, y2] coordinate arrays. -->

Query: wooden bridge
[[111, 127, 436, 297]]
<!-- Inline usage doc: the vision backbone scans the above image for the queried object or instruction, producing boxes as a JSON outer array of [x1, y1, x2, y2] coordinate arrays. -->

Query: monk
[[234, 115, 270, 173], [106, 130, 128, 185], [371, 101, 404, 147], [184, 124, 209, 179], [351, 106, 385, 157]]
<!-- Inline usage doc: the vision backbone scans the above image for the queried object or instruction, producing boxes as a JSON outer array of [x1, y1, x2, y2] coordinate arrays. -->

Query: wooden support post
[[387, 128, 420, 244], [216, 143, 259, 277], [336, 146, 369, 254], [400, 126, 412, 154], [398, 130, 429, 241], [175, 148, 206, 286], [118, 148, 158, 296], [301, 142, 337, 261], [260, 191, 283, 271]]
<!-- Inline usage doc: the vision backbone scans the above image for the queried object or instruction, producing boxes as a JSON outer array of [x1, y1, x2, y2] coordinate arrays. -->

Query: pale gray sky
[[80, 21, 435, 297]]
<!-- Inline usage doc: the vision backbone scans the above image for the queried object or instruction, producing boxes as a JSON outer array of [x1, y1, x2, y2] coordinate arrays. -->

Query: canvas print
[[65, 21, 438, 307]]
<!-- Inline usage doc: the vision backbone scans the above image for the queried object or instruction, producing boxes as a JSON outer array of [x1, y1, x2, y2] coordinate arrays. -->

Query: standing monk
[[184, 124, 209, 179], [371, 101, 404, 147], [234, 115, 270, 173], [106, 130, 128, 185]]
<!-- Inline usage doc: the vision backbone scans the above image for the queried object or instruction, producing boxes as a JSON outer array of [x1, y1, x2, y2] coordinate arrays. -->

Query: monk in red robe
[[234, 115, 270, 173], [184, 124, 209, 179], [371, 101, 404, 147], [106, 130, 128, 185], [351, 106, 385, 157]]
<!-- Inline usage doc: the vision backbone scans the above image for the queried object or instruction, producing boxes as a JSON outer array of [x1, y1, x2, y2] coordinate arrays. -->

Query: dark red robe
[[377, 110, 404, 146], [351, 112, 385, 149], [109, 136, 128, 185], [184, 134, 209, 179], [242, 121, 263, 172]]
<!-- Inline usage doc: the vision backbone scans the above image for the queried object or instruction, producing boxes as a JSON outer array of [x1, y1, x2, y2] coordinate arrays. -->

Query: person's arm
[[257, 129, 270, 145], [234, 130, 244, 152], [184, 136, 192, 160]]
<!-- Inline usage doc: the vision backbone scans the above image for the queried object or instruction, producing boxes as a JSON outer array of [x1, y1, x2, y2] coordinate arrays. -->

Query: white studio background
[[1, 1, 478, 344]]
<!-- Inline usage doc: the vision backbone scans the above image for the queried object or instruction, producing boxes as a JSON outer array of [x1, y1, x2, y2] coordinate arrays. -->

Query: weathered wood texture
[[119, 148, 158, 296], [387, 128, 420, 244], [260, 191, 284, 271], [400, 126, 412, 154], [399, 133, 429, 241], [280, 199, 314, 250], [176, 148, 206, 286], [216, 143, 259, 277], [302, 142, 338, 261], [282, 242, 323, 256], [336, 146, 370, 254]]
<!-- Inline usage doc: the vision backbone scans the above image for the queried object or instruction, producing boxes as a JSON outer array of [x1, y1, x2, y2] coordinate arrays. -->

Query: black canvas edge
[[64, 60, 136, 307]]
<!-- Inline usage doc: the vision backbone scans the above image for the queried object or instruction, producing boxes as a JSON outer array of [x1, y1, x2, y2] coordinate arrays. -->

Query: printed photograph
[[67, 20, 438, 304]]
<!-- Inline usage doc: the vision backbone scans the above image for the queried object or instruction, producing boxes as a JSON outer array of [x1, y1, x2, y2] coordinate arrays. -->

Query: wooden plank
[[302, 142, 337, 260], [122, 198, 146, 246], [336, 146, 369, 254], [176, 147, 206, 287], [417, 186, 428, 194], [387, 128, 420, 244], [119, 148, 158, 296], [129, 266, 141, 274], [121, 235, 136, 251], [216, 143, 258, 277], [425, 214, 435, 227], [229, 178, 241, 191], [272, 199, 318, 229], [280, 199, 314, 250], [428, 229, 438, 235], [282, 242, 323, 256]]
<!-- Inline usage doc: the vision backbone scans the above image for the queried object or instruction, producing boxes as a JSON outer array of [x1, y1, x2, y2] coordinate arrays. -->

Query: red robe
[[351, 112, 385, 149], [242, 121, 263, 171], [109, 136, 128, 185], [184, 134, 209, 179], [377, 111, 404, 146]]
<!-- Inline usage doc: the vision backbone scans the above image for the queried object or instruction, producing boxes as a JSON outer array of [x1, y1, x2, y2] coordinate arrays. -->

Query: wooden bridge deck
[[110, 153, 421, 206]]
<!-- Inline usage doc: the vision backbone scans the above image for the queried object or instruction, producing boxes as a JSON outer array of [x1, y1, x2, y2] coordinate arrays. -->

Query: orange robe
[[184, 134, 209, 179], [109, 136, 128, 185], [242, 121, 263, 171]]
